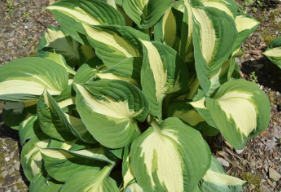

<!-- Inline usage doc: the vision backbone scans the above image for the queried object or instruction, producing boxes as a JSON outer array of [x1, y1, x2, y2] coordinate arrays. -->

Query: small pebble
[[265, 165, 269, 172], [269, 167, 281, 181], [14, 161, 20, 171], [1, 171, 8, 178], [8, 167, 15, 175], [259, 184, 270, 192], [8, 42, 13, 47], [235, 148, 244, 154], [9, 150, 15, 159], [217, 157, 230, 167], [5, 157, 10, 161]]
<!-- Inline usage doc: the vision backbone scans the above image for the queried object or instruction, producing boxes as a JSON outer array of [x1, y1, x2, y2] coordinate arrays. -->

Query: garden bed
[[0, 0, 281, 191]]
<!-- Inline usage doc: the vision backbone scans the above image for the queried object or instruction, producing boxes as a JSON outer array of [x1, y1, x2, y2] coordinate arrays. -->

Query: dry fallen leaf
[[260, 130, 267, 137], [247, 50, 262, 56], [271, 124, 281, 139], [265, 138, 278, 152]]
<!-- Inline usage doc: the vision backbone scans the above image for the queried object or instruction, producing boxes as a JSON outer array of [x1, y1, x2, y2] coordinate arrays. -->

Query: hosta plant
[[0, 0, 271, 191], [263, 36, 281, 69]]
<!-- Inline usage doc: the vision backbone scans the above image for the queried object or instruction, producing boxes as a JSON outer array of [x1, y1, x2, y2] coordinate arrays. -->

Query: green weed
[[6, 0, 14, 13], [250, 71, 258, 83], [21, 12, 30, 21]]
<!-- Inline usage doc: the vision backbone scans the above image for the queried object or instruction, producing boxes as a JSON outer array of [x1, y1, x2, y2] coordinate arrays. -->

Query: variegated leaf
[[131, 117, 211, 192], [168, 100, 219, 136], [60, 165, 119, 192], [48, 0, 125, 44], [39, 147, 111, 182], [97, 57, 142, 88], [122, 145, 135, 188], [47, 138, 95, 151], [29, 172, 63, 192], [190, 5, 237, 93], [167, 101, 205, 127], [206, 79, 271, 149], [208, 57, 234, 95], [154, 7, 183, 51], [37, 91, 77, 141], [140, 41, 189, 118], [2, 102, 25, 130], [232, 13, 259, 54], [0, 57, 68, 101], [21, 133, 50, 181], [263, 36, 281, 69], [40, 52, 76, 75], [74, 56, 105, 84], [19, 113, 41, 146], [123, 0, 174, 29], [200, 0, 237, 19], [198, 156, 247, 191], [54, 85, 76, 112], [74, 80, 149, 148], [84, 24, 149, 67], [43, 90, 96, 143], [37, 27, 81, 67], [190, 99, 216, 129]]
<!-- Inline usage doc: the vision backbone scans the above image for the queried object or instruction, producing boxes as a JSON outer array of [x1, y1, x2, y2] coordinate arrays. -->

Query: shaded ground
[[0, 0, 281, 192]]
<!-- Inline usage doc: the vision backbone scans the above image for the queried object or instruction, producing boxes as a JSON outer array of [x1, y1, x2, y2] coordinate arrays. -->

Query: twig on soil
[[255, 165, 263, 169], [273, 117, 281, 124], [257, 44, 266, 50], [272, 107, 278, 112], [224, 148, 238, 162], [35, 18, 47, 28], [259, 138, 266, 145], [15, 29, 25, 36], [226, 167, 232, 174], [262, 169, 266, 176], [224, 141, 233, 150], [276, 183, 281, 190], [225, 148, 249, 164], [267, 178, 275, 188], [269, 91, 276, 99], [45, 11, 53, 17], [217, 152, 245, 171], [246, 50, 262, 56]]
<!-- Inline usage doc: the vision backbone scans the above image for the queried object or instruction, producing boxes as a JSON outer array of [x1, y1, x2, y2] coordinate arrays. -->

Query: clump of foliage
[[241, 172, 262, 191], [0, 0, 271, 191]]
